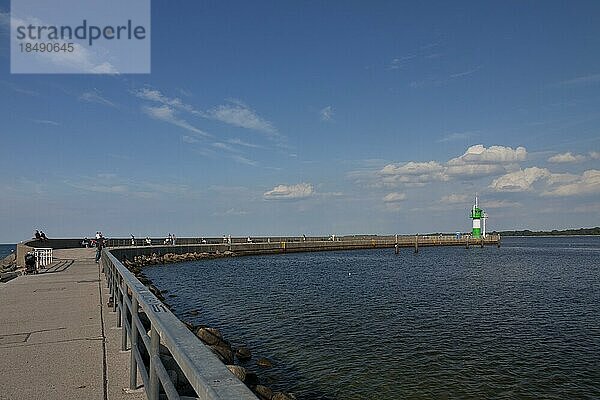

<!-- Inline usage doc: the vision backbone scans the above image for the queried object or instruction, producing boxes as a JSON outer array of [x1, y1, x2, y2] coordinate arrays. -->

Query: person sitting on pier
[[145, 236, 151, 246], [34, 230, 41, 240], [40, 230, 48, 241]]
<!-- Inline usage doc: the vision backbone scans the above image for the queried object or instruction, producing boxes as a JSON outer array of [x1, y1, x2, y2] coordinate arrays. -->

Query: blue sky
[[1, 1, 599, 242]]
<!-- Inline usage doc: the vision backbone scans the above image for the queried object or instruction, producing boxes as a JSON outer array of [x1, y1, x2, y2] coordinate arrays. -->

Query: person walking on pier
[[95, 234, 105, 263]]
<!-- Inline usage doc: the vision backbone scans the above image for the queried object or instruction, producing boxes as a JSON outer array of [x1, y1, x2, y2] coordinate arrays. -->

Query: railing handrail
[[102, 249, 258, 400], [33, 247, 53, 269]]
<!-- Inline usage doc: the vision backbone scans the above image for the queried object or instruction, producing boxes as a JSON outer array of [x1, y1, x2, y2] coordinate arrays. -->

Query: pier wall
[[18, 234, 500, 267], [109, 234, 500, 261]]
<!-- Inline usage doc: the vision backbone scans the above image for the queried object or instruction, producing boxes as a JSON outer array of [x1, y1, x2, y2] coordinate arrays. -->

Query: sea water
[[144, 236, 600, 399]]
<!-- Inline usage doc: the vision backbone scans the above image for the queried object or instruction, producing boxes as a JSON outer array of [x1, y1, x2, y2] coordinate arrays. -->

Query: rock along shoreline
[[120, 250, 298, 400]]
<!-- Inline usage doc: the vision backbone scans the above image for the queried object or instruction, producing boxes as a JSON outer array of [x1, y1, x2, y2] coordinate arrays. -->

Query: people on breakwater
[[34, 229, 48, 241], [95, 233, 106, 263], [163, 233, 177, 245]]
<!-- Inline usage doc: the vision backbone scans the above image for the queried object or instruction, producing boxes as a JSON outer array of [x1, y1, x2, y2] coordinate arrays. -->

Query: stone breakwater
[[120, 250, 297, 400], [0, 253, 19, 282]]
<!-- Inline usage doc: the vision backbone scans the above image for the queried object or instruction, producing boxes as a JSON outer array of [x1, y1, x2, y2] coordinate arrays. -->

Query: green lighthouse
[[470, 195, 484, 238]]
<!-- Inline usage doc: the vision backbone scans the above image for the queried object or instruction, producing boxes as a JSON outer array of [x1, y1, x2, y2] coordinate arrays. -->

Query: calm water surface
[[144, 237, 600, 399], [0, 244, 16, 259]]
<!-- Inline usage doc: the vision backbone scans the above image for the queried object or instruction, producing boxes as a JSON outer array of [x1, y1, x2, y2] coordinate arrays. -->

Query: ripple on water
[[144, 237, 600, 400]]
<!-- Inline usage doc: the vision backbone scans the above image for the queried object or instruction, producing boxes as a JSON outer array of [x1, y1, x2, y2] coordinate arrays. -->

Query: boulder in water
[[236, 346, 252, 361], [195, 327, 223, 346], [272, 392, 296, 400], [255, 385, 274, 400], [226, 365, 258, 385], [210, 343, 234, 364], [256, 357, 273, 368]]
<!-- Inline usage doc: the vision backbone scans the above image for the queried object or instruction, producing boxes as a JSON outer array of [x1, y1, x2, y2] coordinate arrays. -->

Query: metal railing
[[101, 249, 258, 400], [104, 234, 500, 248], [34, 248, 53, 269]]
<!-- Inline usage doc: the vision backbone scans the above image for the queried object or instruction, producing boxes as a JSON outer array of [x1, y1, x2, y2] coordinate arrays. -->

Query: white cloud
[[379, 161, 447, 186], [445, 163, 506, 178], [230, 155, 258, 166], [556, 73, 600, 87], [80, 89, 117, 108], [444, 144, 526, 178], [320, 106, 334, 121], [264, 183, 314, 200], [440, 194, 469, 204], [484, 200, 521, 208], [227, 138, 263, 149], [66, 175, 194, 199], [377, 145, 527, 187], [134, 88, 279, 138], [212, 142, 239, 153], [449, 65, 482, 79], [134, 88, 197, 113], [142, 105, 211, 137], [383, 192, 406, 211], [542, 169, 600, 197], [589, 151, 600, 160], [547, 152, 587, 163], [213, 208, 249, 217], [32, 119, 60, 126], [489, 167, 550, 192], [182, 135, 200, 144], [383, 192, 407, 203], [68, 182, 129, 194], [448, 144, 527, 165], [208, 101, 277, 136]]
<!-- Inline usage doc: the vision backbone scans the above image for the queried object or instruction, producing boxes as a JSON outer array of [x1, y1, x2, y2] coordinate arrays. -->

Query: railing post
[[129, 297, 139, 390], [120, 282, 128, 350], [148, 326, 160, 400], [116, 277, 122, 325], [112, 276, 118, 312]]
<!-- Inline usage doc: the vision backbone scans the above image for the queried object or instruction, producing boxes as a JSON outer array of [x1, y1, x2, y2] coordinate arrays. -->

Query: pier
[[18, 234, 500, 259], [0, 248, 146, 400]]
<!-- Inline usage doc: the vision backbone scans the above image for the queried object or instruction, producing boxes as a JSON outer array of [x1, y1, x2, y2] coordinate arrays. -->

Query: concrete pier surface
[[0, 248, 145, 400]]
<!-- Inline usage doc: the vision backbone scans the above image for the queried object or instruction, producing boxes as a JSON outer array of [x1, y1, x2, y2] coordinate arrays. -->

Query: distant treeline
[[496, 227, 600, 236]]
